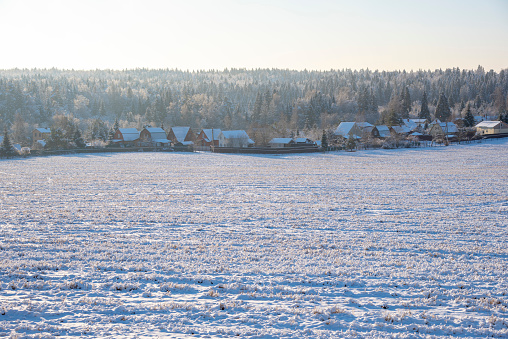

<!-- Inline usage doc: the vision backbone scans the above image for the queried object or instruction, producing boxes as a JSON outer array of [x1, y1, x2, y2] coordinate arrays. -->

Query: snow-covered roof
[[269, 138, 294, 144], [410, 132, 423, 136], [390, 125, 411, 134], [37, 140, 46, 147], [144, 127, 167, 140], [171, 127, 192, 142], [475, 121, 503, 128], [439, 122, 458, 133], [334, 122, 357, 137], [180, 141, 194, 146], [221, 130, 251, 139], [34, 128, 51, 134], [295, 138, 314, 144], [13, 144, 21, 151], [356, 122, 373, 129], [200, 129, 221, 142], [118, 128, 140, 141]]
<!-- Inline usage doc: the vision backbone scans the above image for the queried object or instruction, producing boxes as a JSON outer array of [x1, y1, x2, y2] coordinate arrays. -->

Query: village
[[1, 117, 508, 157]]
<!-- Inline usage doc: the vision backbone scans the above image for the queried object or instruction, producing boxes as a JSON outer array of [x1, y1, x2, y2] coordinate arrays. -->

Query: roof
[[334, 122, 357, 137], [439, 122, 458, 133], [356, 122, 374, 129], [475, 121, 504, 128], [220, 130, 251, 139], [295, 138, 314, 143], [390, 125, 411, 134], [144, 127, 167, 140], [269, 138, 294, 144], [34, 128, 51, 133], [170, 127, 192, 142], [200, 129, 221, 142], [118, 128, 140, 141], [375, 125, 391, 138]]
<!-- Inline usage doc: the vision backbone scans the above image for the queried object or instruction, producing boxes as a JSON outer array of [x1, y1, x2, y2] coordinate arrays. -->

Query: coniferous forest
[[1, 66, 507, 146]]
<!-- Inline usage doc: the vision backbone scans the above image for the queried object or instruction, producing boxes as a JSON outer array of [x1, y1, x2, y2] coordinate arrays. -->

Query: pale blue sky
[[0, 0, 507, 71]]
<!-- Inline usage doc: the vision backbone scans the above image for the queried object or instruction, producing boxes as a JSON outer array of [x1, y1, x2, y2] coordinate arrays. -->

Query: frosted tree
[[419, 91, 431, 121], [463, 103, 475, 127]]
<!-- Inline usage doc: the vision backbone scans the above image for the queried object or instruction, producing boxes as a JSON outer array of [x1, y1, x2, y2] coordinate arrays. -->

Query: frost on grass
[[0, 140, 507, 338]]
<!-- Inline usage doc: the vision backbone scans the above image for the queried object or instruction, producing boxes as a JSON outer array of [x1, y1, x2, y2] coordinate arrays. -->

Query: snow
[[0, 139, 507, 338], [170, 127, 192, 143]]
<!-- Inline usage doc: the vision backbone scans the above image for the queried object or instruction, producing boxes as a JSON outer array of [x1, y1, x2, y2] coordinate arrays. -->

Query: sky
[[0, 0, 507, 72]]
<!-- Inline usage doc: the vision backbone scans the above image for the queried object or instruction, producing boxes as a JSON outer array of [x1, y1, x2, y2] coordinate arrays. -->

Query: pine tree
[[114, 118, 120, 131], [0, 128, 18, 157], [419, 91, 431, 121], [463, 104, 475, 127], [73, 128, 86, 148], [435, 92, 451, 122]]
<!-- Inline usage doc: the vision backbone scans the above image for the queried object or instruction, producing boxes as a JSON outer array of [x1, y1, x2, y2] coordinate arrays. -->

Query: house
[[111, 128, 140, 146], [268, 138, 295, 148], [167, 127, 196, 145], [429, 122, 458, 139], [334, 122, 362, 139], [475, 121, 508, 136], [196, 129, 221, 147], [218, 130, 254, 148], [139, 127, 170, 147], [294, 138, 316, 146], [389, 125, 411, 136], [357, 122, 374, 138], [402, 119, 427, 132], [32, 128, 51, 143], [372, 125, 391, 139]]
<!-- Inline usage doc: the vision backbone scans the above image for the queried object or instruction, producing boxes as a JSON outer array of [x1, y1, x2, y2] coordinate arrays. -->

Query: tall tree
[[401, 86, 411, 119], [435, 92, 451, 122], [463, 103, 475, 127], [0, 128, 17, 157], [419, 91, 431, 121]]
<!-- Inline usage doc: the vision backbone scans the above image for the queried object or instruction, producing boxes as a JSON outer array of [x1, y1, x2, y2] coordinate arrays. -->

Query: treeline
[[0, 66, 507, 145]]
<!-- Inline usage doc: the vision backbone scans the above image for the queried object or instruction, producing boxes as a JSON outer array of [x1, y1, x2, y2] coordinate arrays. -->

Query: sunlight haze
[[1, 0, 507, 71]]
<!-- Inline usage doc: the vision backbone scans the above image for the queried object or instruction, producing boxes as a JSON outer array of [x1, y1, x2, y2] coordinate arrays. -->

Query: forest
[[0, 66, 507, 146]]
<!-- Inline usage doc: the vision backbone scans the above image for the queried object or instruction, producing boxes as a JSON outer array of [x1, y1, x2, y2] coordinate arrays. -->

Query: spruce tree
[[463, 103, 475, 127], [419, 91, 431, 121], [0, 128, 17, 157], [73, 128, 86, 148], [435, 93, 451, 122]]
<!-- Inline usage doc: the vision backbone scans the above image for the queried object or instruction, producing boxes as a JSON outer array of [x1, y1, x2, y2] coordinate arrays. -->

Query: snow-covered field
[[1, 140, 507, 338]]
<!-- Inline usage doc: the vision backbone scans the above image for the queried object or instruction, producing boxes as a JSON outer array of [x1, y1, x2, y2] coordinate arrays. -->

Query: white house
[[475, 121, 508, 136], [218, 130, 254, 148]]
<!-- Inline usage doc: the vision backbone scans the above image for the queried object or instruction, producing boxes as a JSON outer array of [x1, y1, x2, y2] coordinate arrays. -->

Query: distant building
[[139, 127, 170, 147], [32, 128, 51, 143], [167, 127, 196, 145], [268, 138, 295, 148], [218, 130, 254, 148], [334, 122, 361, 139], [475, 121, 508, 136], [372, 125, 391, 139], [196, 129, 221, 147], [112, 128, 140, 146]]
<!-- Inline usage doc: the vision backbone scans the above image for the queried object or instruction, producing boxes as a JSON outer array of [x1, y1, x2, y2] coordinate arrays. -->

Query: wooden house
[[111, 128, 140, 146], [429, 122, 458, 139], [333, 122, 361, 140], [372, 125, 391, 139], [139, 127, 170, 147], [32, 128, 51, 143], [294, 138, 316, 147], [167, 127, 196, 145], [196, 129, 221, 147]]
